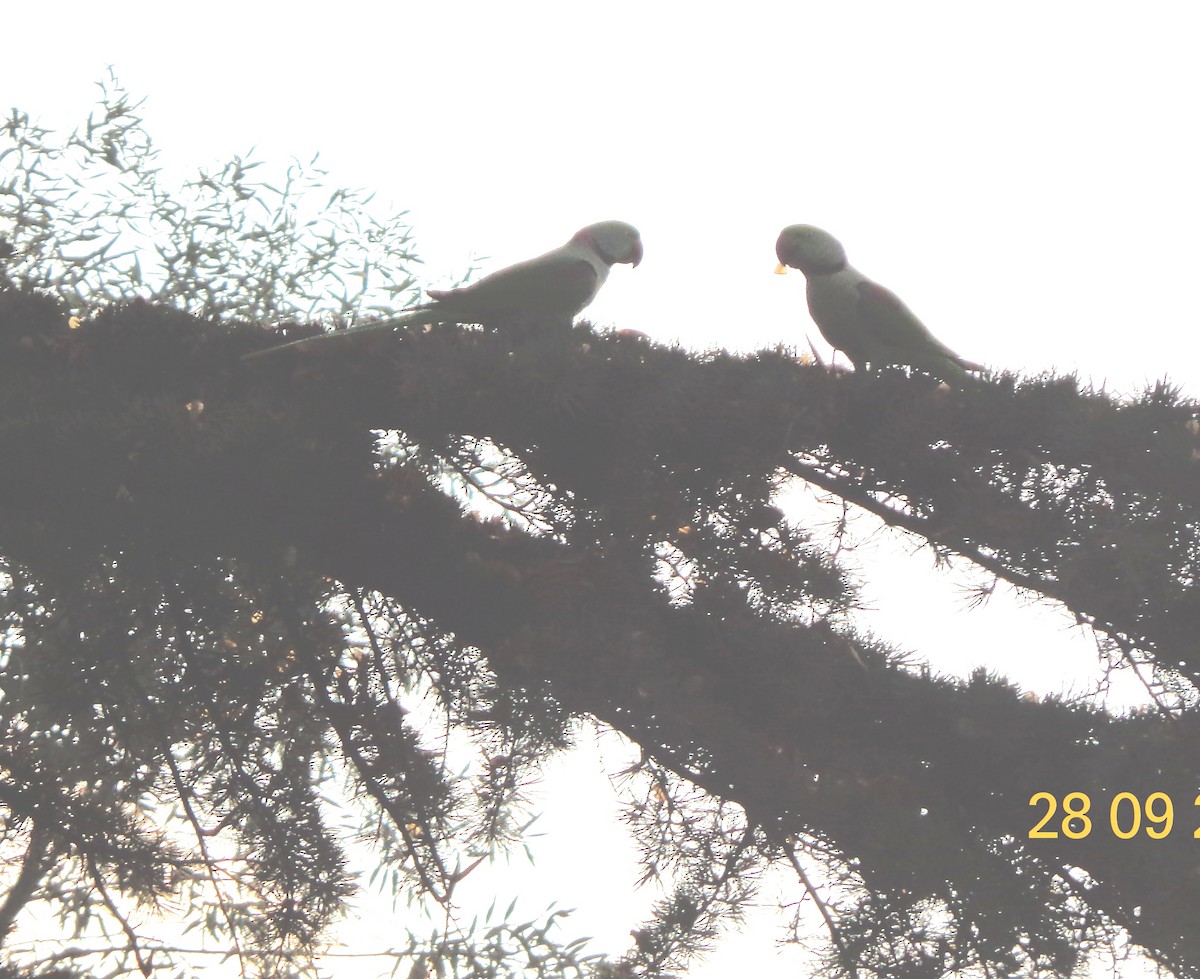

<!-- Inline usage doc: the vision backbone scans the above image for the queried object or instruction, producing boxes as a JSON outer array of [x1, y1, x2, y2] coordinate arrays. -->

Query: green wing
[[428, 252, 599, 320], [856, 280, 976, 376]]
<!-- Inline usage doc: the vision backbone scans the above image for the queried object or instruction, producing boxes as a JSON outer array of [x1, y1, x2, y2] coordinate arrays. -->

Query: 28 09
[[1028, 791, 1191, 840]]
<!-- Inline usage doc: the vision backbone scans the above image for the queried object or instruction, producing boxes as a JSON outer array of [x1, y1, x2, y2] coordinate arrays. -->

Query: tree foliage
[[0, 72, 420, 324], [3, 83, 1200, 979]]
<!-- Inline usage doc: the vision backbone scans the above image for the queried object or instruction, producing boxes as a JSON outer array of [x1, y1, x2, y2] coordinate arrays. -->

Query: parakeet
[[244, 220, 642, 360], [775, 224, 982, 382]]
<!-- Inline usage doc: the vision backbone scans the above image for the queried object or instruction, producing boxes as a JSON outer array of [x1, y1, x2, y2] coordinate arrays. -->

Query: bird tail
[[933, 354, 988, 388], [241, 305, 441, 363]]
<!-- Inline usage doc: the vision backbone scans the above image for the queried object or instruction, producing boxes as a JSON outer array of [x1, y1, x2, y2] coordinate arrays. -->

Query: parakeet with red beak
[[245, 220, 642, 360], [775, 224, 982, 382]]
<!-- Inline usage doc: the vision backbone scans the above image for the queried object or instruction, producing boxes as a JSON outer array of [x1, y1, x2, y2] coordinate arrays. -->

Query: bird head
[[775, 225, 848, 276], [577, 221, 643, 267]]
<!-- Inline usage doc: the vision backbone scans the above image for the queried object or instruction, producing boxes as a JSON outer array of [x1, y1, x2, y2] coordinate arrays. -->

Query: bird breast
[[806, 267, 870, 361]]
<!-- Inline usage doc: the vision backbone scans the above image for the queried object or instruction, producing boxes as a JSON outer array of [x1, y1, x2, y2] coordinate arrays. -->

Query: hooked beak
[[774, 262, 789, 275], [627, 239, 644, 268]]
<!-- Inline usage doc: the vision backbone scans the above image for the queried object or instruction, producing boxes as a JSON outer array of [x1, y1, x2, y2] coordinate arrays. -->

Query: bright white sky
[[3, 2, 1198, 976]]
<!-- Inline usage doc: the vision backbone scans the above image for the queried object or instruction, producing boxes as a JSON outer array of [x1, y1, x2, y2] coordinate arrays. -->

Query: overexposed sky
[[7, 3, 1199, 389], [3, 3, 1196, 976]]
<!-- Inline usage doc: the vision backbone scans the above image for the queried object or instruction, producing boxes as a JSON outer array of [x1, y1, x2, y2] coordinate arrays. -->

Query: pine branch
[[4, 293, 1200, 975]]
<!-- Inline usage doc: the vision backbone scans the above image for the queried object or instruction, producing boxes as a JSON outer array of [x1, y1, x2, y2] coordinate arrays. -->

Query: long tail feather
[[241, 306, 440, 363]]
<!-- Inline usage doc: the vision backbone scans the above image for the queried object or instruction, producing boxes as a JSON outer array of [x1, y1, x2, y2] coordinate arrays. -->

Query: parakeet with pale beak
[[244, 221, 643, 360], [775, 224, 982, 382]]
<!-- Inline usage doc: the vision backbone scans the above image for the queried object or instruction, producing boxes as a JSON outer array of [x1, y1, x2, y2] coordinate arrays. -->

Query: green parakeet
[[245, 221, 642, 360], [776, 224, 982, 382]]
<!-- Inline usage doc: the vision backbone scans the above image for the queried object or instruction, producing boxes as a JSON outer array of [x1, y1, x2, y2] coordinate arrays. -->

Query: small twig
[[783, 839, 857, 978], [85, 853, 152, 977], [163, 748, 247, 973]]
